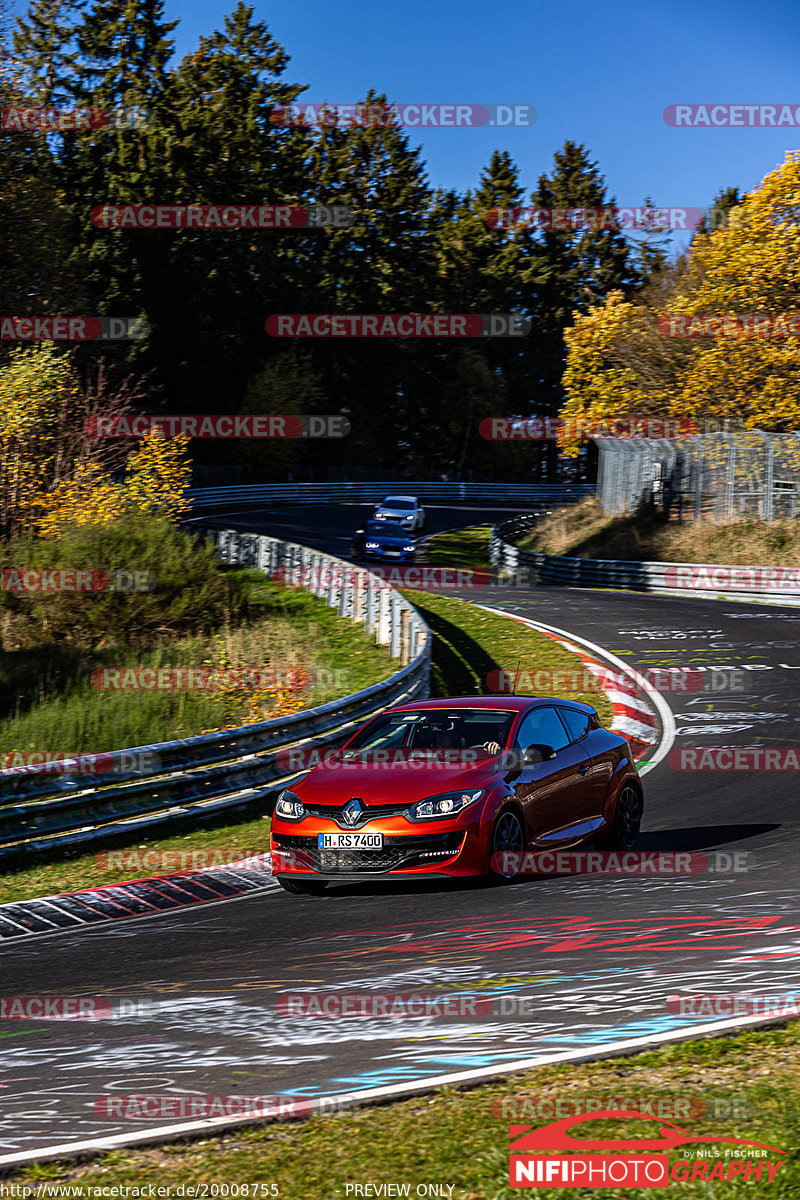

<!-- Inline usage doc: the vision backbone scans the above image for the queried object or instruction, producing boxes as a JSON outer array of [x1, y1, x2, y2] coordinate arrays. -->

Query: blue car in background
[[351, 519, 416, 562]]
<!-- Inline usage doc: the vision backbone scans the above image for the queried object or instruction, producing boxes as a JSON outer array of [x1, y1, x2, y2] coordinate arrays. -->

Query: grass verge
[[520, 498, 800, 565], [421, 524, 493, 568], [0, 574, 393, 757], [6, 1022, 799, 1197]]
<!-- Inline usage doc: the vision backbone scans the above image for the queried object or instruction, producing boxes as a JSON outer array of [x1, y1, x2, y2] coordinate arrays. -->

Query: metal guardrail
[[0, 532, 431, 863], [490, 514, 800, 606], [186, 482, 595, 511]]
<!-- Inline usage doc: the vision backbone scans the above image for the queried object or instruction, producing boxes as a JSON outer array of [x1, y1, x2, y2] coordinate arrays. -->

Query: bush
[[0, 517, 245, 648]]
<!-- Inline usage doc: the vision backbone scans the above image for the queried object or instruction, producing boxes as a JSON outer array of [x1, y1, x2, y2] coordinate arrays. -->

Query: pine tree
[[522, 141, 640, 476], [12, 0, 83, 104], [694, 186, 742, 239]]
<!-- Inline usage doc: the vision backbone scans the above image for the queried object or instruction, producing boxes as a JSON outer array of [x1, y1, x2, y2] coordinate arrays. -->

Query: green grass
[[422, 524, 493, 567], [0, 573, 392, 757], [7, 1022, 799, 1197]]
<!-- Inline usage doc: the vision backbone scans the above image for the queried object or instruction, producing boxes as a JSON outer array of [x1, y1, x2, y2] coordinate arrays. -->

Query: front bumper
[[271, 828, 477, 877], [362, 547, 415, 561]]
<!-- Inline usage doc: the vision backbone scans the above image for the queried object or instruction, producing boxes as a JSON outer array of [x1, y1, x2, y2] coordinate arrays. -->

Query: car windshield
[[342, 709, 516, 759], [366, 521, 407, 537], [382, 498, 413, 509]]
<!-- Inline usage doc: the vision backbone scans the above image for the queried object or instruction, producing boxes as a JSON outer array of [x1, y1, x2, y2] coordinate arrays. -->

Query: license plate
[[383, 550, 400, 557], [318, 832, 384, 849]]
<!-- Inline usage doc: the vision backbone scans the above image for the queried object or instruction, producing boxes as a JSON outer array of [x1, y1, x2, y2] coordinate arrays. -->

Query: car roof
[[381, 495, 416, 503], [387, 695, 596, 715]]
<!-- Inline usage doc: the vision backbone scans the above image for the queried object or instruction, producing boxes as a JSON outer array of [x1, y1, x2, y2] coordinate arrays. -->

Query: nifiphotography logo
[[508, 1110, 785, 1188]]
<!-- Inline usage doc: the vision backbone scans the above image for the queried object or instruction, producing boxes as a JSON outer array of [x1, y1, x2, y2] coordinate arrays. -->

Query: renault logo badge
[[342, 799, 363, 826]]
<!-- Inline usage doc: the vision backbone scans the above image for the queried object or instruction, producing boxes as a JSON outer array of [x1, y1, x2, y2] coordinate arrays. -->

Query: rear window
[[557, 707, 592, 743]]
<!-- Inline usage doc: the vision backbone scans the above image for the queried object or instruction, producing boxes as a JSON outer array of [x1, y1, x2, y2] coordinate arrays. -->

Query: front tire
[[596, 785, 643, 851], [277, 877, 329, 896], [488, 806, 526, 883]]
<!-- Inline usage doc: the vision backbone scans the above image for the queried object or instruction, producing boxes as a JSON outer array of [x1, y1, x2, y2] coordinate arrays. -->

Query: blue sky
[[164, 0, 800, 253]]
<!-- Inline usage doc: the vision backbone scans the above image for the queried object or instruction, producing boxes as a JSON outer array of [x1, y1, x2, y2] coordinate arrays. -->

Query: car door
[[555, 706, 609, 819], [509, 706, 599, 844]]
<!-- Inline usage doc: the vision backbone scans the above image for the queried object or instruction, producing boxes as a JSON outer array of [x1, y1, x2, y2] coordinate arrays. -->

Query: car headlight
[[365, 541, 380, 549], [406, 790, 485, 821], [275, 790, 305, 820], [403, 544, 414, 552], [405, 514, 414, 520]]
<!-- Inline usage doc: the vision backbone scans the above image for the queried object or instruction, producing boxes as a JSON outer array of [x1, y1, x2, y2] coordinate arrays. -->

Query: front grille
[[273, 832, 464, 874], [302, 801, 409, 827]]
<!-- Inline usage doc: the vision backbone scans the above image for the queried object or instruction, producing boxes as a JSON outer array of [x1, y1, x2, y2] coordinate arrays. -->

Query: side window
[[557, 707, 592, 744], [515, 706, 571, 754]]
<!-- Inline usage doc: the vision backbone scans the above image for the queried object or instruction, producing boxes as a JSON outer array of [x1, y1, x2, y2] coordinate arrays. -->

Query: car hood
[[295, 752, 499, 805]]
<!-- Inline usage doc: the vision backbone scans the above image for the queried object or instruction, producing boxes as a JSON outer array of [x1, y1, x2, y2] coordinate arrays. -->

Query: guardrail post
[[377, 587, 391, 645], [353, 571, 367, 624], [326, 560, 341, 609], [365, 578, 378, 633], [400, 607, 411, 665], [339, 564, 353, 617], [389, 594, 402, 657]]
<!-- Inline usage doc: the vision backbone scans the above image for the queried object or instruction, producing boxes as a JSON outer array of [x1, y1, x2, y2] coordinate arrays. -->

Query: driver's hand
[[483, 741, 501, 755]]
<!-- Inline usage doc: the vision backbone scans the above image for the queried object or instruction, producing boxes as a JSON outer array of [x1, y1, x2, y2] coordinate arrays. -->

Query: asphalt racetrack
[[3, 503, 800, 1159]]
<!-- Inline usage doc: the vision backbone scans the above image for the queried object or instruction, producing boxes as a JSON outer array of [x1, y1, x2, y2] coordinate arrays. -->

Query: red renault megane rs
[[270, 696, 644, 894]]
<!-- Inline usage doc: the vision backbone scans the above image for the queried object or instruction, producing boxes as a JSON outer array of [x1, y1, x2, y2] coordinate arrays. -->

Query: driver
[[431, 720, 501, 756]]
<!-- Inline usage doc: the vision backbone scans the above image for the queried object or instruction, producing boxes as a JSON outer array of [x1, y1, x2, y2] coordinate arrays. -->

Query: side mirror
[[523, 743, 556, 766]]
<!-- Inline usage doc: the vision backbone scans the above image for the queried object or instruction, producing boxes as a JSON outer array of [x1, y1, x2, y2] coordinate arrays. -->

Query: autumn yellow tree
[[0, 343, 152, 534], [561, 152, 800, 453], [35, 430, 192, 539], [0, 344, 79, 533]]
